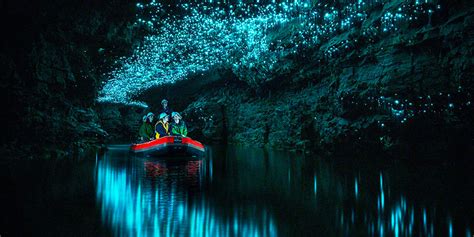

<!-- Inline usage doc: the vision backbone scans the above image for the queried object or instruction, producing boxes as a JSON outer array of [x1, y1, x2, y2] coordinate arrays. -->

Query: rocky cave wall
[[105, 0, 473, 158], [176, 1, 474, 158], [1, 0, 473, 159], [0, 0, 144, 158]]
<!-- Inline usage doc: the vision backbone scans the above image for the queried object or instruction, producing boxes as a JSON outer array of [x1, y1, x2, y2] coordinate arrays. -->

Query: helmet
[[159, 113, 168, 120], [172, 112, 181, 119], [142, 115, 147, 122], [161, 99, 168, 105], [146, 112, 154, 117]]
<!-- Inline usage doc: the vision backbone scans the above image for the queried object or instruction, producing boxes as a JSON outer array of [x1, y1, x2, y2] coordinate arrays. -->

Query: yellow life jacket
[[155, 121, 169, 139]]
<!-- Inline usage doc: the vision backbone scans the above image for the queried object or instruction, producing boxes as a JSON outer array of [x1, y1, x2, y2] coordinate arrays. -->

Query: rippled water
[[1, 145, 473, 236]]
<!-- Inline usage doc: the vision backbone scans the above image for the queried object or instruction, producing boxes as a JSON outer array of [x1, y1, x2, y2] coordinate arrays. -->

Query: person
[[170, 112, 187, 137], [139, 112, 155, 141], [155, 112, 170, 139], [160, 99, 173, 118]]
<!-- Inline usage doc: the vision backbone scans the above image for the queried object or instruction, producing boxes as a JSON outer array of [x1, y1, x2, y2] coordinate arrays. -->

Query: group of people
[[138, 99, 188, 141]]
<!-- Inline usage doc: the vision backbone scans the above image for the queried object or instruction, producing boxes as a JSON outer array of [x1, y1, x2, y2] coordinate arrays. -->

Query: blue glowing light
[[448, 218, 454, 237], [354, 178, 359, 198], [314, 174, 318, 195], [379, 173, 384, 210], [97, 0, 440, 106], [95, 158, 278, 236]]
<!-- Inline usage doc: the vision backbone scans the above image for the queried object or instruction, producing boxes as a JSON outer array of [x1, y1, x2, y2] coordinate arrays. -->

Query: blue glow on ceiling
[[97, 0, 439, 106]]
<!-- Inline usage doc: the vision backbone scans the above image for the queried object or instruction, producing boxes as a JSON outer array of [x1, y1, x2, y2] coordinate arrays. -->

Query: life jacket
[[155, 121, 169, 139]]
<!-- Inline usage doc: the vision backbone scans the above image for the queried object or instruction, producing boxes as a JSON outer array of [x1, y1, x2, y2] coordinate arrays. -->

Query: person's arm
[[182, 123, 188, 137], [139, 124, 147, 138], [165, 123, 171, 136], [146, 124, 155, 140], [171, 124, 179, 136]]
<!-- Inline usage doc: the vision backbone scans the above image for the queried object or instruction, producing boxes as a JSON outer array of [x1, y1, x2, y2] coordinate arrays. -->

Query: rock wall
[[0, 0, 143, 158], [180, 1, 474, 158], [2, 0, 472, 159]]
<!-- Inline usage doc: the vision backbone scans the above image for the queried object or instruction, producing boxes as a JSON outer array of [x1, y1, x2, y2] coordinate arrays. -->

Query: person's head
[[146, 112, 154, 123], [172, 112, 181, 123], [159, 112, 169, 123], [142, 115, 147, 123], [161, 99, 168, 109]]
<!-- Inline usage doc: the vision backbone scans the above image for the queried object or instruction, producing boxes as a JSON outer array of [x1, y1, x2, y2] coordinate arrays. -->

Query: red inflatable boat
[[130, 136, 205, 157]]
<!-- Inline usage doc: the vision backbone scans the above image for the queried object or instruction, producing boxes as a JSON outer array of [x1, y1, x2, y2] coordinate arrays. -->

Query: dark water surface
[[1, 145, 473, 236]]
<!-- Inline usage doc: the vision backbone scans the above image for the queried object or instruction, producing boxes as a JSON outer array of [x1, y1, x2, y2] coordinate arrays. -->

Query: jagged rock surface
[[179, 3, 474, 157], [0, 0, 142, 158]]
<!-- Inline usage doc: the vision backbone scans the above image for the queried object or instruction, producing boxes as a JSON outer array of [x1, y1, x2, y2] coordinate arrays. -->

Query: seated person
[[155, 112, 170, 139], [170, 112, 187, 137], [160, 99, 173, 118], [139, 112, 155, 141]]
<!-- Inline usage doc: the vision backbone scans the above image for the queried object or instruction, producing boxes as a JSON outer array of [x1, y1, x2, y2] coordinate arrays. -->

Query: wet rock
[[2, 0, 473, 159], [1, 0, 141, 158], [170, 3, 474, 157]]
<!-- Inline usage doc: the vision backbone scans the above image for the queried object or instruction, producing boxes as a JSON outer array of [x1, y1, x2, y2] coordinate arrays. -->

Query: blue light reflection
[[96, 156, 277, 236]]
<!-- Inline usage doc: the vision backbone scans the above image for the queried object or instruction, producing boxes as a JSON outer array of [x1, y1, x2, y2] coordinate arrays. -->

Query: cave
[[1, 0, 473, 236]]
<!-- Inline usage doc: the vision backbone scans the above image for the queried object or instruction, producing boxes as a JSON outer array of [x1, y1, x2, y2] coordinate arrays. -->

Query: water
[[1, 145, 473, 236]]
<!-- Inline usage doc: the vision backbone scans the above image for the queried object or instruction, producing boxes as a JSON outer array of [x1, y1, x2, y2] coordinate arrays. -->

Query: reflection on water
[[95, 146, 474, 236], [96, 149, 277, 236]]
